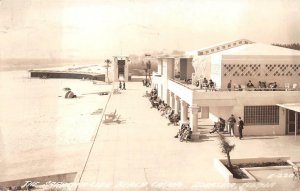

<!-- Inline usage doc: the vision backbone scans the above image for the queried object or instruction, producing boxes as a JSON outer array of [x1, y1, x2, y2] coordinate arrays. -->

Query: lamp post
[[147, 61, 151, 84]]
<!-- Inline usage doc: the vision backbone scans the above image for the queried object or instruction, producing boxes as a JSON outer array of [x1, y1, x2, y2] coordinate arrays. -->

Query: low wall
[[214, 156, 290, 183], [30, 71, 105, 81]]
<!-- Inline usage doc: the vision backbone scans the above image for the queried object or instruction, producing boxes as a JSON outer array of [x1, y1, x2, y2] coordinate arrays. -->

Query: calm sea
[[0, 59, 105, 71]]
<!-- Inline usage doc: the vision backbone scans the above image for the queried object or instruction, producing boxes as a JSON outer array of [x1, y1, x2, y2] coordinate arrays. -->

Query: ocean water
[[0, 65, 110, 159]]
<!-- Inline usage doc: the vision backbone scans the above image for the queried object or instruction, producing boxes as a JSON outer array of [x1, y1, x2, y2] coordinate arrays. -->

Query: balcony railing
[[171, 78, 300, 92]]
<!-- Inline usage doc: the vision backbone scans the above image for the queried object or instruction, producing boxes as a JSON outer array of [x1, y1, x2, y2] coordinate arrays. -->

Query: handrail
[[169, 79, 300, 92]]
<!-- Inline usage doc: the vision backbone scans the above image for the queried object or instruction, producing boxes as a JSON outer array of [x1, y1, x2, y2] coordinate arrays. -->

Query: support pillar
[[175, 96, 180, 114], [169, 91, 175, 109], [201, 106, 209, 118], [180, 99, 188, 124], [295, 112, 298, 139], [165, 91, 170, 105], [189, 104, 199, 133]]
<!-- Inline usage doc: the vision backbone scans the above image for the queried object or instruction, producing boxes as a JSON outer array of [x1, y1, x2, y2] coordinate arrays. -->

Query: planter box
[[214, 156, 291, 183]]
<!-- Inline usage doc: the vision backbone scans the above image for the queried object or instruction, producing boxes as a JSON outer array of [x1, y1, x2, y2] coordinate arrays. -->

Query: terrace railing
[[170, 78, 300, 92]]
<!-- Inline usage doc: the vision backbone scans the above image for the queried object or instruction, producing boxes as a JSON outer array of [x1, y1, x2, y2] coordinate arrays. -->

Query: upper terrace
[[167, 78, 300, 106]]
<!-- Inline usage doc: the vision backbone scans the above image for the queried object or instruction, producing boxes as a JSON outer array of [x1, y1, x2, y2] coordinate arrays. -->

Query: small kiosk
[[113, 56, 129, 82]]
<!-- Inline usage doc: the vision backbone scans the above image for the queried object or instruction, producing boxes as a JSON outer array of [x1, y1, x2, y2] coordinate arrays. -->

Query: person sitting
[[174, 124, 187, 138], [195, 80, 200, 87], [149, 91, 158, 101], [269, 82, 277, 91], [161, 105, 170, 116], [180, 125, 192, 141], [246, 80, 255, 89], [158, 101, 166, 111], [185, 79, 192, 84], [65, 90, 77, 98], [202, 78, 208, 89], [209, 79, 215, 90], [258, 81, 267, 90], [168, 112, 180, 126], [209, 122, 220, 134], [261, 81, 267, 89]]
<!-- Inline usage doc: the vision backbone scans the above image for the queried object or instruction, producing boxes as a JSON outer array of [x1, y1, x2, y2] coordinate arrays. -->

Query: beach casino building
[[152, 39, 300, 137]]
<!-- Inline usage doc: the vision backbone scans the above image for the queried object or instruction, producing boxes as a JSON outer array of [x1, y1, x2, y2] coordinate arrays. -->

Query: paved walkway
[[77, 81, 300, 191]]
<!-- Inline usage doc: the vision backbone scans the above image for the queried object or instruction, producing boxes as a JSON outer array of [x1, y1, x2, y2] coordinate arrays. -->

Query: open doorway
[[286, 109, 300, 135]]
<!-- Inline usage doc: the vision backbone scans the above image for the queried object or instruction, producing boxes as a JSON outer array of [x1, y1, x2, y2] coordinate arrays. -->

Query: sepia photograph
[[0, 0, 300, 190]]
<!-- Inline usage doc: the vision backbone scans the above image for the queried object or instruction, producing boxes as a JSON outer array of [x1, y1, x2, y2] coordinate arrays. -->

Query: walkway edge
[[73, 85, 114, 191]]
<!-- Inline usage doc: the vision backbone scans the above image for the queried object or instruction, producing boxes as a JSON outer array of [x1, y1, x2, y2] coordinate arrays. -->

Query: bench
[[104, 109, 117, 121]]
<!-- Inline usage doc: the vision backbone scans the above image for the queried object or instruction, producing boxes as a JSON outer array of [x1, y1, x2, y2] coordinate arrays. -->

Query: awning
[[277, 103, 300, 138], [277, 103, 300, 113]]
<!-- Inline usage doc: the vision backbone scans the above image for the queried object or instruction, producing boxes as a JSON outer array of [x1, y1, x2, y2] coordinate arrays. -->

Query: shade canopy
[[277, 103, 300, 113]]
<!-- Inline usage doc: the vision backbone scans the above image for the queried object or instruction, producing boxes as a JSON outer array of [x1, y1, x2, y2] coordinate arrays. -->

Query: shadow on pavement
[[192, 134, 215, 143]]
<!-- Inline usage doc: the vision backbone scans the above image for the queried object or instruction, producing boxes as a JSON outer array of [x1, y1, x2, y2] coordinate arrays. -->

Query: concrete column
[[189, 104, 199, 133], [186, 104, 189, 120], [175, 96, 180, 114], [201, 106, 209, 118], [169, 91, 175, 108], [180, 99, 188, 123], [166, 91, 170, 105]]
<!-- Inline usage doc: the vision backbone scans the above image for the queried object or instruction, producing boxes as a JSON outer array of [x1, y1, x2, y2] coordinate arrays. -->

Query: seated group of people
[[149, 89, 161, 109], [148, 88, 181, 126], [246, 80, 278, 90], [195, 78, 215, 90], [174, 123, 192, 141]]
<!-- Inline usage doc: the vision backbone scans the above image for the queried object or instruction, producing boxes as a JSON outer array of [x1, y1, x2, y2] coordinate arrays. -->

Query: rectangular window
[[206, 50, 209, 54], [233, 43, 237, 46], [217, 47, 220, 50], [222, 46, 226, 49], [239, 41, 242, 44], [211, 49, 214, 52], [228, 44, 231, 47], [244, 106, 279, 125]]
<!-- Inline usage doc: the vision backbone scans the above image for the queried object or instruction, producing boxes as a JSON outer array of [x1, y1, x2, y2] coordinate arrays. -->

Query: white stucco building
[[152, 39, 300, 137]]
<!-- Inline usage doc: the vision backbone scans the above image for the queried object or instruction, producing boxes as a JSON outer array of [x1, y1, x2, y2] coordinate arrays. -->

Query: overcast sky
[[0, 0, 299, 59]]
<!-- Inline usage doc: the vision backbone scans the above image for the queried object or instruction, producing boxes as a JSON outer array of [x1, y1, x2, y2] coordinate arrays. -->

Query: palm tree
[[104, 59, 111, 83], [218, 133, 235, 170]]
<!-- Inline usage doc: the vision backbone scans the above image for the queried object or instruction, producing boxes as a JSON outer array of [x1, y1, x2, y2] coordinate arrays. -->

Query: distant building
[[152, 39, 300, 136], [113, 56, 129, 82]]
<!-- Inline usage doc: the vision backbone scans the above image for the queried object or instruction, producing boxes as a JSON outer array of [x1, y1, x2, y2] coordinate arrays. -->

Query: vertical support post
[[169, 91, 175, 109], [180, 99, 188, 124], [175, 95, 180, 114], [189, 104, 199, 133], [295, 112, 298, 139]]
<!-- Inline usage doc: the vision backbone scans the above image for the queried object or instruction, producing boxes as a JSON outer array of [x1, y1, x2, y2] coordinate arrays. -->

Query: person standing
[[227, 80, 232, 91], [238, 117, 244, 140], [227, 114, 236, 136], [119, 81, 122, 90], [122, 81, 126, 90]]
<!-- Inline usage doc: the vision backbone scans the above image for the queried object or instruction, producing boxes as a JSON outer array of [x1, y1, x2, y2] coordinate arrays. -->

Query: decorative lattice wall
[[265, 64, 300, 76], [223, 64, 261, 77], [223, 64, 300, 77]]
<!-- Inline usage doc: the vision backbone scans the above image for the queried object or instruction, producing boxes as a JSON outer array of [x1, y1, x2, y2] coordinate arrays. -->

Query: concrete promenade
[[77, 80, 300, 191]]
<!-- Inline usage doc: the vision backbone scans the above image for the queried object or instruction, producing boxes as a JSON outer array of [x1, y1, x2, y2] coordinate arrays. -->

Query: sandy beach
[[0, 69, 112, 182]]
